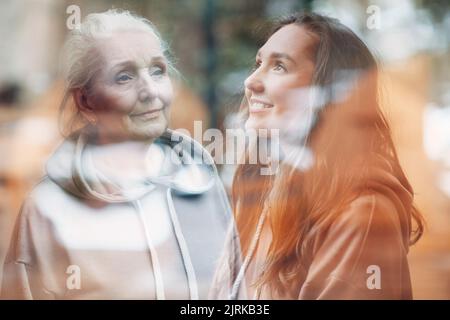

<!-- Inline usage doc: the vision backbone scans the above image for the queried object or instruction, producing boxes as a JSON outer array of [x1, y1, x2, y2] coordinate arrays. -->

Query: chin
[[245, 117, 270, 132], [131, 121, 168, 140]]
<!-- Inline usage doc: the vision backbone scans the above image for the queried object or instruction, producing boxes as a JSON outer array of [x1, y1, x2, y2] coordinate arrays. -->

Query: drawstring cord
[[133, 190, 200, 300], [134, 200, 166, 300], [166, 189, 199, 300], [74, 130, 226, 300], [229, 201, 269, 300]]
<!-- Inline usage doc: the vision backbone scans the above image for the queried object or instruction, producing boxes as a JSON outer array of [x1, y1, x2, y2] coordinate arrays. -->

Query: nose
[[244, 69, 264, 93], [138, 72, 158, 102]]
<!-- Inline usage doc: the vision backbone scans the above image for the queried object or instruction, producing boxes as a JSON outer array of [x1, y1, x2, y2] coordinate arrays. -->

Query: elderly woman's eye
[[149, 65, 166, 77], [115, 73, 133, 83]]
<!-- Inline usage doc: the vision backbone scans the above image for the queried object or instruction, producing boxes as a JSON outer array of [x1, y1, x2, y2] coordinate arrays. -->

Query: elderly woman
[[1, 10, 231, 299]]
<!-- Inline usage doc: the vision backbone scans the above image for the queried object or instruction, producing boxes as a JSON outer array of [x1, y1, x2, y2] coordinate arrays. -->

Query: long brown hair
[[232, 12, 424, 298]]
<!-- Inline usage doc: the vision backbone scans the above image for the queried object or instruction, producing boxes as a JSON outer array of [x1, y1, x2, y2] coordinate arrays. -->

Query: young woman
[[211, 12, 424, 300], [1, 9, 231, 299]]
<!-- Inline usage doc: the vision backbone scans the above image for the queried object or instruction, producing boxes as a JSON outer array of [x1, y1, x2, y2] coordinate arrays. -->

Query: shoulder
[[19, 176, 73, 222], [5, 178, 63, 264], [301, 192, 412, 299], [309, 192, 406, 255], [332, 193, 401, 234]]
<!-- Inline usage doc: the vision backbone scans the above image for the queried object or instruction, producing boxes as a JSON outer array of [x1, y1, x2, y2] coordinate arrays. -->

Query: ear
[[74, 88, 93, 111], [73, 88, 96, 123]]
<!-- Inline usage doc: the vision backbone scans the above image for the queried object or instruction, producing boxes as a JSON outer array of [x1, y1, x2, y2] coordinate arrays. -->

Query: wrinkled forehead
[[94, 30, 165, 68]]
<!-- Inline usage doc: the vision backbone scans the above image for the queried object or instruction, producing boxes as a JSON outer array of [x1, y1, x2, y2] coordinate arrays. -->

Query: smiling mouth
[[130, 107, 164, 119], [249, 101, 274, 112]]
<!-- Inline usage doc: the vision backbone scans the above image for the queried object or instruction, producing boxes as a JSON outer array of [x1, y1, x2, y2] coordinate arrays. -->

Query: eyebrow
[[111, 56, 166, 70], [257, 51, 297, 65]]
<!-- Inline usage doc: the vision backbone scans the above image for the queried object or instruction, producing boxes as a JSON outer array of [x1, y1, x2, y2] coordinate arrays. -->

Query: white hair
[[59, 9, 175, 134]]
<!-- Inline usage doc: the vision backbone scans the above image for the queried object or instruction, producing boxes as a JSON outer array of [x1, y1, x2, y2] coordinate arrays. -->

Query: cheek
[[244, 88, 252, 101], [259, 89, 312, 134], [160, 81, 174, 106], [270, 72, 314, 110], [92, 85, 138, 114], [160, 83, 174, 120], [268, 81, 292, 109], [274, 86, 311, 118]]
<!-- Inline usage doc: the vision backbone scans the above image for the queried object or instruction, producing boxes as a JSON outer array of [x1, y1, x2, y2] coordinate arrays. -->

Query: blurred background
[[0, 0, 449, 299]]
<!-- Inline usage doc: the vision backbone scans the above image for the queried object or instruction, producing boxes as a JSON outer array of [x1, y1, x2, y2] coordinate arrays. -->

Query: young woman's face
[[86, 31, 173, 141], [244, 24, 317, 139]]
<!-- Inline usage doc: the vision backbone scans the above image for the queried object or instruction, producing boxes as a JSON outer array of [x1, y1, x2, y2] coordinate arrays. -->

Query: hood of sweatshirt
[[372, 155, 416, 250], [46, 128, 216, 203]]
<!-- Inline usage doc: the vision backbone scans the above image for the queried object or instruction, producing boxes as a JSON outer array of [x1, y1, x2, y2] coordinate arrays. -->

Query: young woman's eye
[[253, 60, 261, 70], [149, 65, 166, 77], [274, 62, 286, 72], [115, 73, 133, 83]]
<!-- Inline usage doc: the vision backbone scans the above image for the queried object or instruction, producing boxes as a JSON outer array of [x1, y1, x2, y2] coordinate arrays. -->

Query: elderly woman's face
[[86, 31, 173, 141]]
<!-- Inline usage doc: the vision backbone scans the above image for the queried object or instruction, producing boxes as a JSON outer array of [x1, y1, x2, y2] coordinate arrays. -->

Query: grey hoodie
[[1, 129, 232, 299]]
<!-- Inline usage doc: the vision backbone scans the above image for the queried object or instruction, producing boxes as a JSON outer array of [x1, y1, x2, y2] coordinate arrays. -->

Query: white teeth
[[252, 103, 264, 110], [251, 102, 272, 110]]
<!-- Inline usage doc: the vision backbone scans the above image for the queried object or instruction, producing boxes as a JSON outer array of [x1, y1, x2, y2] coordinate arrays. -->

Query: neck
[[277, 134, 314, 172], [88, 124, 156, 146], [86, 136, 158, 184]]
